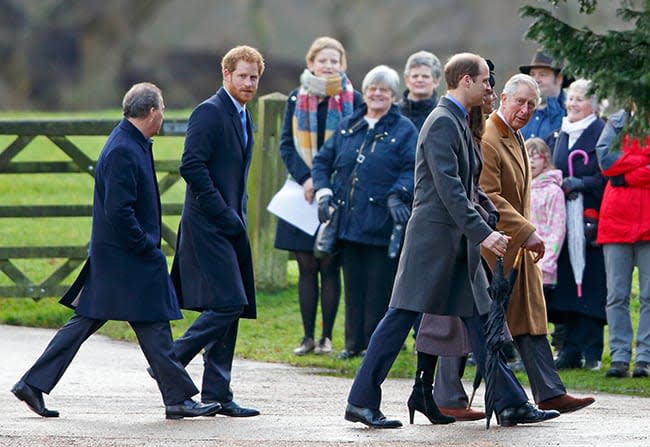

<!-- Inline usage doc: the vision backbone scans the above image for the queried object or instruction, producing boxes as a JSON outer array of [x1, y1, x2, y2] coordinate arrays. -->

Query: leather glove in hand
[[562, 176, 584, 200], [584, 217, 598, 247], [317, 195, 333, 223], [387, 194, 410, 225], [609, 174, 627, 187]]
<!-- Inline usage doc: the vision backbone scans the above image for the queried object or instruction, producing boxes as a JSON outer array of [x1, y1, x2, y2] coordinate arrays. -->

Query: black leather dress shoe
[[497, 402, 560, 427], [165, 399, 222, 419], [338, 349, 364, 360], [202, 400, 260, 417], [344, 403, 402, 428], [11, 381, 59, 418], [554, 353, 583, 369]]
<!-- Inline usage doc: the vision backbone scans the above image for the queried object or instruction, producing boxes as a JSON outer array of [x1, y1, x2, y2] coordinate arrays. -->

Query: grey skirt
[[415, 314, 471, 356]]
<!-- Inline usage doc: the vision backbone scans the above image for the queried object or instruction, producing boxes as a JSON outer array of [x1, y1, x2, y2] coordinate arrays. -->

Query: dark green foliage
[[520, 0, 650, 139], [548, 0, 598, 13]]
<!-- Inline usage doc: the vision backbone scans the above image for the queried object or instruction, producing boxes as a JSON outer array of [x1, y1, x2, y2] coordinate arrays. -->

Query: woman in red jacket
[[596, 109, 650, 378]]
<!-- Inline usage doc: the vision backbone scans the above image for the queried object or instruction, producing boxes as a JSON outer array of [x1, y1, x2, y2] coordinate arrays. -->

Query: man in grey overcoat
[[344, 53, 560, 429], [11, 83, 221, 420]]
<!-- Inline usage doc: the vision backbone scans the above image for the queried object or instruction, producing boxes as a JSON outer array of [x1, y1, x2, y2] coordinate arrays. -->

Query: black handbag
[[313, 128, 374, 258], [313, 204, 341, 258]]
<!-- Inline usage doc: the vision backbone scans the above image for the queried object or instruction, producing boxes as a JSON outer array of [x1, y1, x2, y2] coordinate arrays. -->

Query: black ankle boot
[[407, 372, 455, 425]]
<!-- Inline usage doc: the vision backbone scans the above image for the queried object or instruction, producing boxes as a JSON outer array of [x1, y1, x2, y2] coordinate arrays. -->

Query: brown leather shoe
[[438, 407, 485, 421], [538, 393, 595, 413]]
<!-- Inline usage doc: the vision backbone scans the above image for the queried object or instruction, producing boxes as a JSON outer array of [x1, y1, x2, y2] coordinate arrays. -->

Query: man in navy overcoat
[[11, 83, 220, 420], [168, 45, 264, 417]]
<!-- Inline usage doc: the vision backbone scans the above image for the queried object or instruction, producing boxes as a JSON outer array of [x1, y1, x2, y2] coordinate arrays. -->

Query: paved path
[[1, 324, 649, 446]]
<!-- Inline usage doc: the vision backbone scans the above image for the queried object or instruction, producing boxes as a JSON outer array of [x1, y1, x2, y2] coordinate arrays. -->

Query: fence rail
[[0, 93, 288, 299]]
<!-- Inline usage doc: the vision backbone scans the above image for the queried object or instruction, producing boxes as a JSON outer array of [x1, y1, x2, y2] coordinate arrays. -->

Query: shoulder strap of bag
[[336, 126, 383, 203]]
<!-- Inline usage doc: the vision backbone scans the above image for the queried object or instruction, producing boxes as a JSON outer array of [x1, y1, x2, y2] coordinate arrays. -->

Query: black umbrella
[[483, 249, 523, 428]]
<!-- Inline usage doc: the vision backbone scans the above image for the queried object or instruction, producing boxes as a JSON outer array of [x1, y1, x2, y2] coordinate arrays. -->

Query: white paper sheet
[[266, 178, 320, 236]]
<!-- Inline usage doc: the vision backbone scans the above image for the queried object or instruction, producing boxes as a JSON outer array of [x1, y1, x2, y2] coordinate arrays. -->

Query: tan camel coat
[[479, 112, 548, 336]]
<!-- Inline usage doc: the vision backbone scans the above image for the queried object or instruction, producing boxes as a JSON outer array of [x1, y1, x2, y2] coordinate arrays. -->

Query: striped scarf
[[292, 69, 355, 167]]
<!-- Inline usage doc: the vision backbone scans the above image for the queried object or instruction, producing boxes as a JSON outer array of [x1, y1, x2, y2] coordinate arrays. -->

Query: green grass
[[1, 261, 648, 397], [1, 110, 649, 398], [0, 111, 187, 285]]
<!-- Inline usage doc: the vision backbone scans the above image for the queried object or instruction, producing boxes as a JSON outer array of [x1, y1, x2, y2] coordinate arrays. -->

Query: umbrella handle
[[513, 248, 524, 270], [568, 149, 589, 177], [467, 388, 477, 409]]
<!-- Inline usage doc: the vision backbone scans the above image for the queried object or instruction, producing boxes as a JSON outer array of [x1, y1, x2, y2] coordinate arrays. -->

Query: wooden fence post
[[247, 92, 288, 291]]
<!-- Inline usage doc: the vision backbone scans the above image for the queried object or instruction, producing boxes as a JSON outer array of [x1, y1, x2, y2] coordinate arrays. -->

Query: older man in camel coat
[[480, 73, 594, 414]]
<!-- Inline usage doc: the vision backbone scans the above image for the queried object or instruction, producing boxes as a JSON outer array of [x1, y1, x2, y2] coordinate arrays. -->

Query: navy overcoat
[[548, 118, 607, 321], [311, 104, 417, 247], [60, 119, 182, 322], [171, 87, 257, 318]]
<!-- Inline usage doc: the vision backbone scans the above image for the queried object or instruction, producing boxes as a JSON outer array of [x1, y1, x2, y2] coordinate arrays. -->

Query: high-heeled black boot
[[407, 353, 455, 425]]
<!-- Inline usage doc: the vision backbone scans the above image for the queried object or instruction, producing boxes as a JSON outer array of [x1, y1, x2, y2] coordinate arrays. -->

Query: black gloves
[[609, 174, 628, 187], [218, 208, 244, 236], [318, 195, 333, 223], [584, 217, 598, 247], [387, 194, 411, 225], [562, 176, 585, 200], [487, 211, 499, 230]]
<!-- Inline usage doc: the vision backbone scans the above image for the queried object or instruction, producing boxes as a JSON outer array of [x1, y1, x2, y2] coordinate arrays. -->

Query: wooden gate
[[0, 93, 288, 298]]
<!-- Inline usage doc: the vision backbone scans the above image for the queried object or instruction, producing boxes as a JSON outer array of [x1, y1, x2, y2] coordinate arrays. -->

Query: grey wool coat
[[389, 96, 493, 317]]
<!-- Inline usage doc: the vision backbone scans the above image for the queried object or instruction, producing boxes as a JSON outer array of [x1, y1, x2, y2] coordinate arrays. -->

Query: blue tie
[[240, 110, 248, 148]]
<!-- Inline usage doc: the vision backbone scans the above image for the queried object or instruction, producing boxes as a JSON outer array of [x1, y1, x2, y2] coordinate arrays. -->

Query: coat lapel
[[439, 97, 475, 190], [217, 88, 247, 154], [244, 108, 253, 158], [231, 111, 247, 153], [490, 112, 529, 182]]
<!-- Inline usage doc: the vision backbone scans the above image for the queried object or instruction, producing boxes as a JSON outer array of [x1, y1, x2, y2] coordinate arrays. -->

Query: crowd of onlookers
[[12, 36, 646, 426], [274, 36, 649, 383]]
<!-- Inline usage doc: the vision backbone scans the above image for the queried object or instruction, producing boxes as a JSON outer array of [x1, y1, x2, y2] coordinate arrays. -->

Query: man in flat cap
[[519, 50, 568, 140]]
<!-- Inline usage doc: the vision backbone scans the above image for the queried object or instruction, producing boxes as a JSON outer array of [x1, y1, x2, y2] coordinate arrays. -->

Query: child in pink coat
[[527, 137, 567, 356], [527, 138, 566, 287]]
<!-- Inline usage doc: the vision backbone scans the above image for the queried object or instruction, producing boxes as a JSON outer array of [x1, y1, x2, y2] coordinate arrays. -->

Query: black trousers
[[22, 313, 198, 405], [560, 313, 604, 363], [341, 241, 398, 352], [514, 334, 567, 403], [348, 307, 527, 413], [171, 306, 244, 403]]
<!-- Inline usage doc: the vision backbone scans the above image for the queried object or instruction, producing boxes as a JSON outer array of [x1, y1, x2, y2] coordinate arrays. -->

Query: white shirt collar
[[496, 109, 516, 135]]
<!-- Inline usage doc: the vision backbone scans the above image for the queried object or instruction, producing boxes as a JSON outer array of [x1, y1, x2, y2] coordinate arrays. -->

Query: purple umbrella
[[567, 149, 589, 297]]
